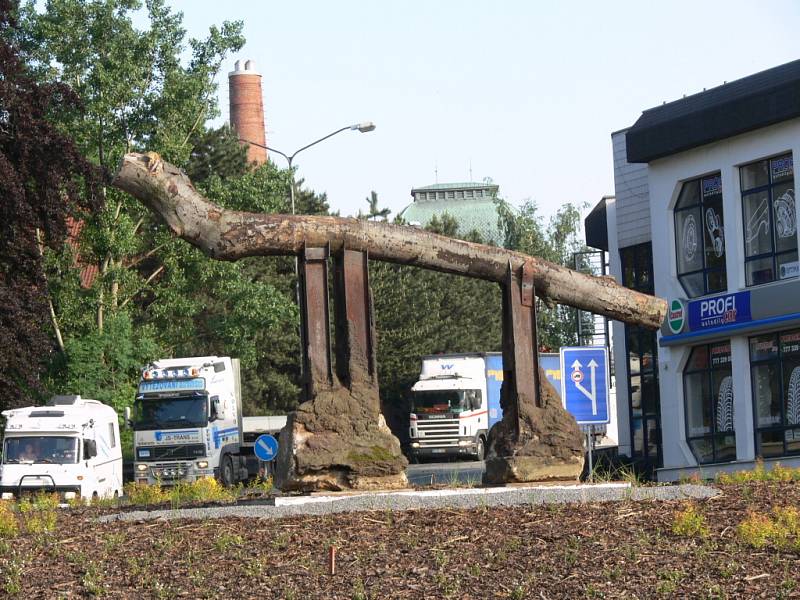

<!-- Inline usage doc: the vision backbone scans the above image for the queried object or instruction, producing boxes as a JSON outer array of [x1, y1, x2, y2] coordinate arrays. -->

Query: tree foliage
[[0, 0, 100, 408]]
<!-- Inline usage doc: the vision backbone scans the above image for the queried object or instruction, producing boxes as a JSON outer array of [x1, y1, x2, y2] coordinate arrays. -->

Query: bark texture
[[112, 152, 667, 329], [483, 367, 585, 484]]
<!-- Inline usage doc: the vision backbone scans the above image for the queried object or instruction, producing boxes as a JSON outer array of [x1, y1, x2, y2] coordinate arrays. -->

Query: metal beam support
[[300, 245, 332, 398], [502, 263, 542, 434], [332, 249, 376, 387]]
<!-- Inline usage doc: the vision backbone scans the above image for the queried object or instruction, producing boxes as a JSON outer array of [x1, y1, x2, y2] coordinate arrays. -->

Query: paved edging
[[99, 483, 718, 522]]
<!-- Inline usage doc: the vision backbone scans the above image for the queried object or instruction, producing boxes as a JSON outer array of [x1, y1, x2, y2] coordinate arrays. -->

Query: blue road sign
[[559, 346, 610, 425], [254, 434, 279, 462]]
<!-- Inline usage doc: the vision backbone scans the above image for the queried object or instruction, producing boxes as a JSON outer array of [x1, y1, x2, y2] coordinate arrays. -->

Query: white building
[[587, 59, 800, 480]]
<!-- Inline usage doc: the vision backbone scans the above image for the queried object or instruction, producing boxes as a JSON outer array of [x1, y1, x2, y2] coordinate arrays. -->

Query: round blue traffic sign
[[254, 434, 279, 462]]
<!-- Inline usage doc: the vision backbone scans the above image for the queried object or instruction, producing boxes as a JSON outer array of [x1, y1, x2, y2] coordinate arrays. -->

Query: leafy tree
[[10, 0, 246, 416], [0, 0, 100, 409], [497, 199, 590, 350], [186, 124, 248, 183]]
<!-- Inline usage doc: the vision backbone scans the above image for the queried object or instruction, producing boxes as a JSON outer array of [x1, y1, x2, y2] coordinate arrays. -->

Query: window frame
[[749, 328, 800, 458], [683, 341, 736, 465], [673, 172, 727, 297], [620, 243, 662, 469], [740, 152, 797, 287]]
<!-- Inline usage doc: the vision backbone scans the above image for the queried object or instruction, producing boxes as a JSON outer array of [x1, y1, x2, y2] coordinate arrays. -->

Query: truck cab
[[0, 396, 123, 501], [130, 356, 244, 485], [408, 353, 503, 461]]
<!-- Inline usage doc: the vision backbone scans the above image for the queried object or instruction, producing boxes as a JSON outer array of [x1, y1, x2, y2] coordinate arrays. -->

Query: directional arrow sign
[[560, 347, 610, 425], [254, 434, 279, 462]]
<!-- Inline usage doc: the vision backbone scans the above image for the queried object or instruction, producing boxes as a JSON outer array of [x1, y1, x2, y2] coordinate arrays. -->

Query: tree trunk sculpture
[[113, 152, 667, 490], [113, 153, 665, 328]]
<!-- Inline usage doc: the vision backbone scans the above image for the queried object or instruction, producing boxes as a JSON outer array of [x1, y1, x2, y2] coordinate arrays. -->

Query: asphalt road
[[406, 460, 485, 486]]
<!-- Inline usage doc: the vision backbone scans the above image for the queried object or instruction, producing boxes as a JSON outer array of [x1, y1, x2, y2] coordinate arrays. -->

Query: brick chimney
[[229, 59, 267, 165]]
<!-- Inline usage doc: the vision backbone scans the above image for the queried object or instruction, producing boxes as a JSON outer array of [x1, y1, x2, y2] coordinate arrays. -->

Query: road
[[406, 460, 485, 487]]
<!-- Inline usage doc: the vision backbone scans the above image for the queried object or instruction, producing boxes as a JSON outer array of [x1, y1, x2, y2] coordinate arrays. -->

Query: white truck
[[127, 356, 286, 486], [0, 396, 123, 501], [408, 353, 503, 462]]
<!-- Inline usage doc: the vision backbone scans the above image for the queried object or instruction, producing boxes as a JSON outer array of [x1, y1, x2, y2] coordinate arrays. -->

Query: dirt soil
[[3, 482, 800, 599]]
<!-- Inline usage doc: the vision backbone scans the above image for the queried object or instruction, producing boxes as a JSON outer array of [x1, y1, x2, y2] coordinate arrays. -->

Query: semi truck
[[127, 356, 286, 486], [1, 396, 123, 501], [407, 352, 615, 461], [408, 353, 503, 462]]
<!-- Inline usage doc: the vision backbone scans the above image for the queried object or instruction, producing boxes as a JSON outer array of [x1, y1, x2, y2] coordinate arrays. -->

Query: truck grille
[[137, 444, 206, 461], [416, 418, 459, 447]]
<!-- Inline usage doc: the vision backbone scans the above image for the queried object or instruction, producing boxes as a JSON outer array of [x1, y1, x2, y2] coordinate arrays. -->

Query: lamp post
[[243, 121, 376, 217]]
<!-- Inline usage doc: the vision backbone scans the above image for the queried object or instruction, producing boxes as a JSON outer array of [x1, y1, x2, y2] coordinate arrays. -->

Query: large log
[[112, 152, 666, 328]]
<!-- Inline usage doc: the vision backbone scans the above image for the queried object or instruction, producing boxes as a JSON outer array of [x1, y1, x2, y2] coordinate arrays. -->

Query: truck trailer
[[1, 396, 123, 501], [127, 356, 286, 486]]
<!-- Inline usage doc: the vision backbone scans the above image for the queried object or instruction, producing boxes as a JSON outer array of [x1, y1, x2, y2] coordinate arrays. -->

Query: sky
[[165, 0, 800, 220]]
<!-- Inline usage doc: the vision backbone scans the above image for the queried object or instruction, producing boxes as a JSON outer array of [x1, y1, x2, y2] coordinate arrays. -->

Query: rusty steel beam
[[501, 263, 542, 435], [300, 246, 333, 397], [332, 249, 376, 387]]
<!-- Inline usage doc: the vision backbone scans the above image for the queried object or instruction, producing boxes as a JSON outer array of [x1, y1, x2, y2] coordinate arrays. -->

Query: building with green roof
[[399, 181, 504, 245]]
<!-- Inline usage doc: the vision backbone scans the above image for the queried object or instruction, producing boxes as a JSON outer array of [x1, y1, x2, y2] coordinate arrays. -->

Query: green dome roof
[[399, 197, 504, 245]]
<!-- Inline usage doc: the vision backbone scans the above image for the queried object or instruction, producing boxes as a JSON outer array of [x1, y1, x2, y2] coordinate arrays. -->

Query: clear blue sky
[[168, 0, 799, 220]]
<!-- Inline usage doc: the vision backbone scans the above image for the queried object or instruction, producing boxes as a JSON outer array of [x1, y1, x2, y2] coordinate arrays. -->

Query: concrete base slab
[[101, 483, 719, 523]]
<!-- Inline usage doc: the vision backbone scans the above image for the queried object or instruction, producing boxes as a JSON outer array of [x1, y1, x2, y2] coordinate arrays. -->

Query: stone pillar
[[483, 263, 585, 484], [275, 248, 408, 492]]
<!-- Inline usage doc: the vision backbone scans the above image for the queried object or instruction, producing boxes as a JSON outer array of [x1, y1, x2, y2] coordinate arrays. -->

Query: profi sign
[[688, 291, 751, 331]]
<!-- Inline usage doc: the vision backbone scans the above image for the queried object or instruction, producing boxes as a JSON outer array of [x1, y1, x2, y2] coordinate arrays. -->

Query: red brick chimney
[[229, 59, 267, 165]]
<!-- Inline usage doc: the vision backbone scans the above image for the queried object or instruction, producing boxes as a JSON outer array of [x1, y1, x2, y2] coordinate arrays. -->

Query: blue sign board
[[688, 291, 751, 331], [559, 347, 610, 425], [254, 434, 279, 462], [138, 377, 205, 394]]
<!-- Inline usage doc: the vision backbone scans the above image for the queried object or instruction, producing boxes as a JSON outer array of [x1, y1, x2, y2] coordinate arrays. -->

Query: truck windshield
[[3, 436, 79, 464], [412, 390, 468, 414], [132, 395, 208, 430]]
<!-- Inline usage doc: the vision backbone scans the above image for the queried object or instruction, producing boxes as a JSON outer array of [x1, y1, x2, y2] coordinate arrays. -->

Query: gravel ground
[[100, 482, 718, 522]]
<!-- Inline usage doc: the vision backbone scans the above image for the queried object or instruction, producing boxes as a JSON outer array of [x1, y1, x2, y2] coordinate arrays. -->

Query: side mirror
[[124, 407, 132, 429], [83, 439, 97, 460]]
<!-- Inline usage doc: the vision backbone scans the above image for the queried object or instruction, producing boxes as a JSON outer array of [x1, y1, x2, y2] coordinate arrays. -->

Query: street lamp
[[243, 121, 376, 216]]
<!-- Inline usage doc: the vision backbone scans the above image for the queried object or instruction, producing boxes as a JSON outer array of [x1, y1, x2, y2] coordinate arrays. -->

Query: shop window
[[740, 153, 797, 286], [465, 190, 474, 198], [620, 243, 661, 468], [674, 173, 727, 297], [683, 342, 735, 464], [750, 329, 800, 458]]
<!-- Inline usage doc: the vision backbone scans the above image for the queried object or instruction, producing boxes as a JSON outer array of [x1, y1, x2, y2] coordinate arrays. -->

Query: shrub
[[737, 511, 778, 549], [672, 504, 710, 538], [170, 477, 235, 508], [124, 482, 169, 506], [0, 502, 19, 538]]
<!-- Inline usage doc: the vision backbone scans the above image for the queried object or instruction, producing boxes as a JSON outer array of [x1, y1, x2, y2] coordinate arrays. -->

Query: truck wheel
[[220, 456, 235, 487], [475, 437, 486, 462]]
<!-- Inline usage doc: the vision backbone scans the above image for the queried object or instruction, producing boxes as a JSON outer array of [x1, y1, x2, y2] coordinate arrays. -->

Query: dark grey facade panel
[[626, 59, 800, 163]]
